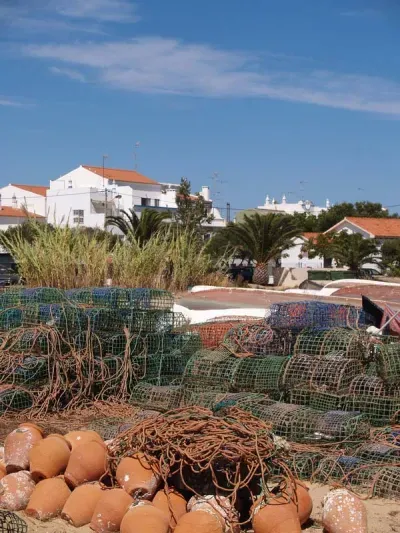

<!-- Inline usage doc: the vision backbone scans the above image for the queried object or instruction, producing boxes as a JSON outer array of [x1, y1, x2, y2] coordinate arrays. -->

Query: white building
[[0, 184, 48, 216], [47, 165, 226, 229], [257, 194, 329, 216], [280, 233, 324, 269], [0, 206, 45, 232]]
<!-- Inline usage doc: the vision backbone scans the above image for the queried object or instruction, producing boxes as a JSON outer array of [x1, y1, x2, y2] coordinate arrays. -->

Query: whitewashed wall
[[0, 185, 46, 216]]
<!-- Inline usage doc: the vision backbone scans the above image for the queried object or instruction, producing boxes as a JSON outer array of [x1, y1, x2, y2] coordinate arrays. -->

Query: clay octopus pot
[[174, 510, 224, 533], [116, 453, 160, 499], [153, 489, 187, 528], [26, 476, 71, 520], [251, 495, 301, 533], [322, 488, 368, 533], [4, 422, 43, 473], [90, 488, 134, 533], [187, 494, 239, 533], [64, 430, 103, 451], [64, 440, 107, 488], [0, 471, 35, 511], [61, 482, 103, 527], [120, 501, 170, 533], [293, 480, 313, 525], [29, 434, 71, 482]]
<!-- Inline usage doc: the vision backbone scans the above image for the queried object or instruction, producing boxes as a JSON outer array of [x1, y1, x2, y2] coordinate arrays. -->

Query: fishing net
[[223, 323, 294, 356], [230, 356, 289, 393], [131, 352, 188, 386], [0, 287, 66, 307], [129, 383, 183, 411], [187, 321, 244, 350], [267, 301, 368, 329], [0, 309, 23, 332], [289, 389, 311, 407], [288, 452, 323, 481], [354, 443, 400, 464], [86, 417, 131, 441], [0, 356, 48, 388], [0, 510, 28, 533], [0, 386, 33, 413], [180, 388, 226, 409]]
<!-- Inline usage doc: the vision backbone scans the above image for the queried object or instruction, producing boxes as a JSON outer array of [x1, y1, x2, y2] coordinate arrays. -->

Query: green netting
[[288, 452, 322, 480], [293, 328, 328, 356], [132, 352, 188, 386], [355, 443, 400, 464], [129, 382, 182, 411], [289, 389, 311, 406], [0, 287, 66, 307], [349, 375, 400, 397], [65, 287, 174, 310], [3, 329, 52, 354], [181, 388, 226, 408], [310, 356, 363, 393], [223, 323, 294, 356], [0, 386, 33, 412], [308, 391, 348, 412], [315, 410, 370, 441], [376, 342, 400, 386], [374, 467, 400, 500], [345, 395, 400, 426], [182, 349, 241, 392], [293, 327, 369, 359], [282, 354, 319, 389], [0, 309, 23, 331], [0, 357, 48, 387], [229, 356, 289, 393], [86, 417, 132, 440]]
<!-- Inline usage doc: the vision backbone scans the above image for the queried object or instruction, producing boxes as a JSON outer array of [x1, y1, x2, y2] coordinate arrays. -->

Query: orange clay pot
[[64, 440, 107, 488], [153, 489, 187, 527], [26, 476, 71, 520], [174, 510, 223, 533], [29, 434, 71, 482], [64, 430, 103, 451], [322, 488, 367, 533], [61, 482, 103, 527], [251, 495, 301, 533], [187, 495, 239, 533], [0, 471, 35, 511], [90, 488, 134, 533], [294, 480, 313, 525], [120, 501, 170, 533], [116, 453, 160, 499], [4, 423, 43, 473]]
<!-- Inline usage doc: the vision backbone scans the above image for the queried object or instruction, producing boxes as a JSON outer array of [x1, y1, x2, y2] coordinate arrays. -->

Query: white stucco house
[[325, 217, 400, 242], [0, 206, 45, 232], [257, 194, 330, 216], [280, 232, 324, 269], [0, 184, 48, 217], [47, 165, 226, 230]]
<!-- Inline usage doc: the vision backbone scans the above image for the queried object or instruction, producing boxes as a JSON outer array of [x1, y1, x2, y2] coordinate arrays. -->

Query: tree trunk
[[253, 263, 269, 285]]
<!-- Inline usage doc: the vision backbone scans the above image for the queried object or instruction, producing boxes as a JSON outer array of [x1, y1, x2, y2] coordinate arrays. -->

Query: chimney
[[326, 199, 331, 209], [201, 186, 210, 202], [282, 194, 287, 204], [265, 195, 270, 205]]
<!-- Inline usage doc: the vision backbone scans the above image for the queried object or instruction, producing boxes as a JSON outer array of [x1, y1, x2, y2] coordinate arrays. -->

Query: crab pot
[[282, 354, 320, 389], [310, 356, 363, 393], [345, 395, 400, 426], [309, 391, 348, 412], [182, 349, 241, 392], [315, 410, 370, 440], [373, 467, 400, 500], [129, 382, 183, 411], [376, 343, 400, 386]]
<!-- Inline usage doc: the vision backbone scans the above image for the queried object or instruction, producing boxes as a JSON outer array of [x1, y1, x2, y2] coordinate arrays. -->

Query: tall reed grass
[[0, 221, 226, 290]]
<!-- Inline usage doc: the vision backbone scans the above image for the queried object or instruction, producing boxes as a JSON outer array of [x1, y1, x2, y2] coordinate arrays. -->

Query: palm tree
[[106, 208, 170, 245], [214, 213, 301, 285], [333, 233, 379, 273]]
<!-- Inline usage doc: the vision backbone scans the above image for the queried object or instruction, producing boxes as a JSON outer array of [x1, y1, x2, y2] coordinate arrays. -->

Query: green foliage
[[1, 221, 54, 245], [211, 212, 301, 264], [174, 178, 214, 232], [106, 208, 170, 245], [291, 212, 319, 232], [381, 239, 400, 276], [306, 232, 379, 273]]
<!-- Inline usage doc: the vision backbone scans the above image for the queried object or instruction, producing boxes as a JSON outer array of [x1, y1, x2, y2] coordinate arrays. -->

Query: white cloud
[[50, 66, 86, 82], [0, 98, 26, 107], [23, 37, 400, 116], [54, 0, 140, 22]]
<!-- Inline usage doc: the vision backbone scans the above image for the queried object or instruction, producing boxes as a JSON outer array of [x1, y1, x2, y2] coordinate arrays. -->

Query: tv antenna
[[134, 141, 140, 171], [299, 180, 308, 201], [209, 171, 227, 205]]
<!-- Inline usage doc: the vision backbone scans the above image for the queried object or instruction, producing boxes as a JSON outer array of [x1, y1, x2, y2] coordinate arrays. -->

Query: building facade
[[257, 194, 330, 216]]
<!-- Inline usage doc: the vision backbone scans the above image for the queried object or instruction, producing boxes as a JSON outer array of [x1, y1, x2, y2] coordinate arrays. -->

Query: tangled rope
[[108, 406, 293, 514]]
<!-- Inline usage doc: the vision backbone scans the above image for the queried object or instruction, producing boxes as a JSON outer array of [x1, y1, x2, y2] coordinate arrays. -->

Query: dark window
[[154, 199, 160, 207], [141, 198, 150, 206], [73, 209, 84, 224]]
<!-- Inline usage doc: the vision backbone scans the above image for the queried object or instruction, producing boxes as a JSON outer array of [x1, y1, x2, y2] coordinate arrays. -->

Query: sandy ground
[[14, 483, 400, 532]]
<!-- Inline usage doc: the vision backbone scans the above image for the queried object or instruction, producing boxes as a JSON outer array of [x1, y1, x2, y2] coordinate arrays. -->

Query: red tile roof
[[83, 165, 159, 186], [302, 232, 320, 240], [0, 206, 44, 218], [11, 184, 49, 197], [329, 217, 400, 238]]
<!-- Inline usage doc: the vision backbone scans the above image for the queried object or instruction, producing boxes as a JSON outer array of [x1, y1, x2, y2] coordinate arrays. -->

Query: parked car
[[0, 264, 21, 286]]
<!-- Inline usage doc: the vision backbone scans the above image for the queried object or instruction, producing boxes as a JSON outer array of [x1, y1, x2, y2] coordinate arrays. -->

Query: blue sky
[[1, 0, 400, 216]]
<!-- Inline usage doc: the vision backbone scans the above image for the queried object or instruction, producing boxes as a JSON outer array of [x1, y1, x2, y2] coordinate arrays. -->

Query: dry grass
[[0, 221, 227, 290]]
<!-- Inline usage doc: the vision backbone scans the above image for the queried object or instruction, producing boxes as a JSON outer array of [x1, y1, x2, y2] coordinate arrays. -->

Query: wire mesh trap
[[229, 356, 289, 394], [308, 391, 348, 412], [373, 467, 400, 500], [314, 410, 370, 441], [349, 375, 400, 397], [0, 386, 33, 413], [187, 321, 243, 350], [129, 383, 183, 411], [376, 342, 400, 386], [0, 511, 27, 533], [282, 354, 320, 389], [293, 328, 369, 359], [344, 395, 400, 426], [223, 323, 293, 356], [354, 443, 400, 464], [182, 349, 241, 392], [267, 301, 369, 329], [65, 287, 174, 310], [310, 356, 363, 393]]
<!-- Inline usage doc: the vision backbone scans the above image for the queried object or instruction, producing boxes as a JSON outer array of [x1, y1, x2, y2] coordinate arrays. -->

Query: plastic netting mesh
[[131, 352, 188, 386], [354, 443, 400, 464], [314, 410, 370, 441], [0, 386, 33, 413], [187, 321, 245, 350], [0, 511, 28, 533], [308, 391, 348, 412], [267, 301, 369, 329], [0, 287, 66, 307]]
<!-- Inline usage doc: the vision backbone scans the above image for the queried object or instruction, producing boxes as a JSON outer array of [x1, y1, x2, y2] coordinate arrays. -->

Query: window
[[73, 209, 84, 224], [141, 198, 150, 207], [154, 199, 160, 207]]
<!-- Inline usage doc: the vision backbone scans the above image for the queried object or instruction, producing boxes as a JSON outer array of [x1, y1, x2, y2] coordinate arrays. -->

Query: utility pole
[[226, 202, 231, 223], [134, 141, 140, 170]]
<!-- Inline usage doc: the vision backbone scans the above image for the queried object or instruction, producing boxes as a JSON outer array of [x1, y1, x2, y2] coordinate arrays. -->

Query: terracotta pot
[[187, 495, 239, 532], [64, 430, 103, 450], [294, 480, 313, 525], [29, 434, 71, 482], [120, 501, 170, 533], [251, 496, 301, 533], [5, 423, 43, 473], [26, 476, 71, 520], [64, 440, 107, 488], [322, 488, 367, 533], [90, 488, 133, 533], [61, 482, 102, 527], [174, 511, 223, 533], [116, 453, 160, 499], [153, 489, 187, 527], [0, 471, 35, 511]]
